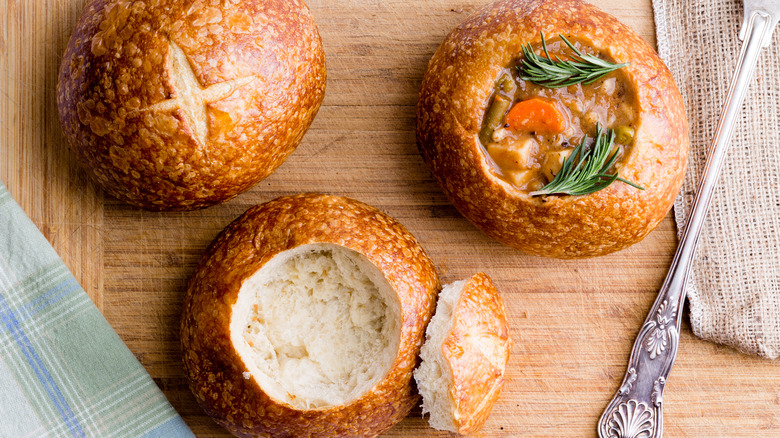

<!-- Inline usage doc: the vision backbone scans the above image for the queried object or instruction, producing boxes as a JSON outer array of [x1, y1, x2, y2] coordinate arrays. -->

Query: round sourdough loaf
[[181, 194, 439, 437], [57, 0, 326, 210], [416, 0, 689, 258]]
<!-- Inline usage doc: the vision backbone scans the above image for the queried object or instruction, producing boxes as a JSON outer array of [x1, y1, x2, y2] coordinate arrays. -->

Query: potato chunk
[[486, 137, 537, 171], [541, 149, 573, 182], [505, 169, 537, 189]]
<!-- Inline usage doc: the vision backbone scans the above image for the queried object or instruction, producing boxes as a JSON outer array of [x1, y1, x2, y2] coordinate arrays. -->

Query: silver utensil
[[597, 1, 780, 437]]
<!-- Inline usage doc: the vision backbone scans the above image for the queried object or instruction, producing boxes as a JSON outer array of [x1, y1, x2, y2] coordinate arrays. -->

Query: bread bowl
[[180, 194, 439, 437], [416, 0, 689, 258], [57, 0, 326, 211], [414, 273, 512, 435]]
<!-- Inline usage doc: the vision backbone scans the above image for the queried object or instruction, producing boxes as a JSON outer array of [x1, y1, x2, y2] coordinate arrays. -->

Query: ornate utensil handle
[[598, 5, 779, 437]]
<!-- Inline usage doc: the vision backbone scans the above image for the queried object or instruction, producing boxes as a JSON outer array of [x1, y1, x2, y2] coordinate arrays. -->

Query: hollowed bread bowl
[[415, 273, 512, 435], [181, 194, 439, 437], [416, 0, 689, 258], [57, 0, 326, 210]]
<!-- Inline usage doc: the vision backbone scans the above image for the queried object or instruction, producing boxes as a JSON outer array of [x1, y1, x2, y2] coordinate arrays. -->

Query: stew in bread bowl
[[181, 194, 439, 437], [57, 0, 326, 211], [417, 0, 689, 258]]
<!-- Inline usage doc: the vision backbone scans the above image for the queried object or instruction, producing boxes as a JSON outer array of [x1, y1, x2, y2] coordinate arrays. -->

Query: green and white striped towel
[[0, 182, 194, 437]]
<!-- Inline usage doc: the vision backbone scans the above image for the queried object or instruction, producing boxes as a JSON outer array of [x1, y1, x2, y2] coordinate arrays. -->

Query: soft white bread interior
[[229, 243, 402, 410], [415, 279, 464, 432], [414, 272, 512, 435]]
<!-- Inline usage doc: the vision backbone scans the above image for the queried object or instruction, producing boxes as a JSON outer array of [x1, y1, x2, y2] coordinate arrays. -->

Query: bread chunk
[[415, 273, 512, 435]]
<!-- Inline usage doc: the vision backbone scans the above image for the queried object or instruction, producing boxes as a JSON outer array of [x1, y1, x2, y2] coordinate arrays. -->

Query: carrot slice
[[505, 97, 567, 134]]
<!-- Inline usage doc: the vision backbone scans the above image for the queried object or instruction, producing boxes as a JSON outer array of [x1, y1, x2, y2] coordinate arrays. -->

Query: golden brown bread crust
[[416, 0, 689, 258], [181, 194, 440, 438], [57, 0, 326, 211], [443, 273, 512, 435]]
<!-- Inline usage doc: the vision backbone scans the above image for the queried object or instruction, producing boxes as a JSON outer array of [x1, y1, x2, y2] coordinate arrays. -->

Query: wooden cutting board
[[2, 0, 779, 436]]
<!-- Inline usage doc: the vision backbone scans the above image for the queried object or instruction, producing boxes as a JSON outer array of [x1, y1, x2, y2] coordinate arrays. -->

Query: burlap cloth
[[652, 0, 780, 358]]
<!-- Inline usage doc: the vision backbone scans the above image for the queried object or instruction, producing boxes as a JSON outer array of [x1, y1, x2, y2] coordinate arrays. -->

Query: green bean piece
[[614, 125, 635, 145], [479, 94, 512, 145], [498, 73, 516, 94]]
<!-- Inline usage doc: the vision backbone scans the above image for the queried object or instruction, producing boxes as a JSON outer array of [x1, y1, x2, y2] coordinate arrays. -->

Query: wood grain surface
[[2, 0, 779, 437]]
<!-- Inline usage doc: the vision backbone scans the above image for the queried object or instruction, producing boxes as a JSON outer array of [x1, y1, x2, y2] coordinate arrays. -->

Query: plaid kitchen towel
[[0, 182, 194, 437]]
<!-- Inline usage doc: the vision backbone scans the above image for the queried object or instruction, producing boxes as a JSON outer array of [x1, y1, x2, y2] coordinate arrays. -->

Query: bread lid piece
[[414, 273, 513, 435]]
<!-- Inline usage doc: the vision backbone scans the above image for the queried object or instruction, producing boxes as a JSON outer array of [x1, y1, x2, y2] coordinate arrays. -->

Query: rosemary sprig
[[529, 126, 644, 197], [518, 32, 628, 88]]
